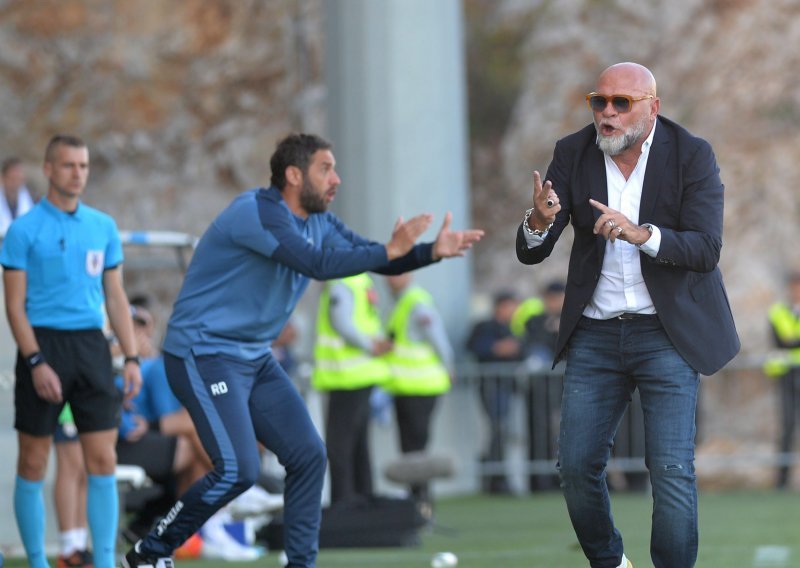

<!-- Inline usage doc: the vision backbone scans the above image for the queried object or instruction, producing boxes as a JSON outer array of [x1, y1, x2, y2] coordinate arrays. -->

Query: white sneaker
[[200, 511, 265, 562], [617, 554, 633, 568], [227, 485, 285, 518]]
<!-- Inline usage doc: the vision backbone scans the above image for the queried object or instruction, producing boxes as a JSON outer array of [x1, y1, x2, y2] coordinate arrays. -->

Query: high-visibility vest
[[510, 297, 544, 337], [312, 274, 391, 391], [383, 286, 450, 396], [763, 303, 800, 378]]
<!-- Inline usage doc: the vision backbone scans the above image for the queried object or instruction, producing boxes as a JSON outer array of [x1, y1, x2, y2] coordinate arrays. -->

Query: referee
[[1, 135, 142, 568]]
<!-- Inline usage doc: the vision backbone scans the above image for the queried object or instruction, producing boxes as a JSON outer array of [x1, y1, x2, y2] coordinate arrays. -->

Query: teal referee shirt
[[0, 197, 123, 330]]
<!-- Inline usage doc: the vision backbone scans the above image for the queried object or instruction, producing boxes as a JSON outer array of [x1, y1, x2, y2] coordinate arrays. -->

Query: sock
[[14, 475, 50, 568], [87, 474, 118, 568], [74, 527, 89, 552], [60, 529, 76, 556], [60, 528, 89, 556]]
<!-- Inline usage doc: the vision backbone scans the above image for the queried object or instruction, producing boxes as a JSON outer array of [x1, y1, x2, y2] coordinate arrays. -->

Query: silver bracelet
[[524, 208, 553, 236]]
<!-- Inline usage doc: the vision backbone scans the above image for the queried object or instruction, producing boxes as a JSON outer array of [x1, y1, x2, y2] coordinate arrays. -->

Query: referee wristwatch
[[124, 355, 142, 366], [25, 351, 46, 369]]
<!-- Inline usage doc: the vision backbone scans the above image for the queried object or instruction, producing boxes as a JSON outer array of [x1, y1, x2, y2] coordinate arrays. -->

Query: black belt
[[615, 312, 658, 320]]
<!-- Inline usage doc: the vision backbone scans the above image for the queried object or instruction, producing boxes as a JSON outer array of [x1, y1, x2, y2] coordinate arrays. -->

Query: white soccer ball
[[431, 551, 458, 567]]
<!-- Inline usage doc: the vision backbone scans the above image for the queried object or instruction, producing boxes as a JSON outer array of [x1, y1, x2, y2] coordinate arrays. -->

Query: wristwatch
[[124, 355, 142, 366], [636, 223, 654, 247], [25, 351, 46, 369], [524, 208, 553, 237]]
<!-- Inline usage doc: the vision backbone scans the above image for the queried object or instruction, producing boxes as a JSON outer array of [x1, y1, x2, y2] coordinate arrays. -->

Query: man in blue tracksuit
[[123, 133, 483, 568]]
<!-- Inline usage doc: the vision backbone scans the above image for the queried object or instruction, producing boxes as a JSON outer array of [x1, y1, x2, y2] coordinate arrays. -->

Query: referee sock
[[87, 474, 118, 568], [14, 475, 50, 568]]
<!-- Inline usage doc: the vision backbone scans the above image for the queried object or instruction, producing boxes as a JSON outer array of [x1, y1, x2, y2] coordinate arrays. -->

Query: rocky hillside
[[467, 0, 800, 358], [1, 0, 798, 358]]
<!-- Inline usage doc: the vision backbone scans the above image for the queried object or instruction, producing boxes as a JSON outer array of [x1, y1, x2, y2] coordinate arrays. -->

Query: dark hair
[[269, 133, 332, 190], [44, 134, 87, 163], [1, 157, 22, 175], [493, 289, 518, 306], [544, 280, 566, 295]]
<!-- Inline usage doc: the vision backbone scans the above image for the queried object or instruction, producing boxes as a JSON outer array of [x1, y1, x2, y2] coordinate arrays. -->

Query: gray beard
[[596, 118, 648, 156]]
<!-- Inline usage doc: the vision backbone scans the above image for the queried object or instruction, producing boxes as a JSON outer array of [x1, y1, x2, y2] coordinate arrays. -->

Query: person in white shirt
[[516, 62, 739, 568], [0, 157, 36, 234]]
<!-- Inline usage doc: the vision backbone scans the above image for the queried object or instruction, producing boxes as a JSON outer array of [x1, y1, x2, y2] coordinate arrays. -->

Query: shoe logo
[[210, 381, 228, 396]]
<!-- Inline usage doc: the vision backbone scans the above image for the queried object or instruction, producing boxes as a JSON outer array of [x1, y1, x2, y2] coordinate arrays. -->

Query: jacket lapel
[[585, 144, 607, 258], [639, 119, 670, 224]]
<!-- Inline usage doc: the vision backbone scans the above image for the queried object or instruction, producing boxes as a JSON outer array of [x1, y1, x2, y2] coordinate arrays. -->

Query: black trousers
[[394, 395, 438, 501], [777, 368, 800, 488], [326, 386, 374, 504]]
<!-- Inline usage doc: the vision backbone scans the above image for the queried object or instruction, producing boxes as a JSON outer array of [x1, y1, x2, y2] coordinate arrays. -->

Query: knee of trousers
[[557, 454, 606, 485], [213, 453, 261, 497], [648, 459, 695, 481], [285, 435, 327, 475]]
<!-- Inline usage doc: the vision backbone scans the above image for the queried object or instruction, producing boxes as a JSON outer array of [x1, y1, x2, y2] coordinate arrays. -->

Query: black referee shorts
[[15, 327, 122, 436]]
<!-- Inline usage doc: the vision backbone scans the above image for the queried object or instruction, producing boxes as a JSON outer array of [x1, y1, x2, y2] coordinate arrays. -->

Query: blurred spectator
[[521, 281, 565, 367], [0, 157, 36, 234], [384, 272, 453, 509], [521, 280, 565, 492], [312, 274, 392, 504], [764, 271, 800, 489], [466, 290, 522, 494]]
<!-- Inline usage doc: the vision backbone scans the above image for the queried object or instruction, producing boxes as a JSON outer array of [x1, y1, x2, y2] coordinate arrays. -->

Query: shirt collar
[[641, 118, 657, 153], [41, 196, 85, 220]]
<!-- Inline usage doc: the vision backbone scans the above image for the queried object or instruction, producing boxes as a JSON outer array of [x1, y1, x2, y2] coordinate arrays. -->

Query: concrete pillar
[[324, 0, 473, 346]]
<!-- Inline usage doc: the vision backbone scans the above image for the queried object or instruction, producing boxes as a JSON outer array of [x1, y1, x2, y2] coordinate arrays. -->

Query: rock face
[[2, 0, 796, 355], [468, 0, 800, 359], [0, 0, 796, 486], [0, 0, 325, 235]]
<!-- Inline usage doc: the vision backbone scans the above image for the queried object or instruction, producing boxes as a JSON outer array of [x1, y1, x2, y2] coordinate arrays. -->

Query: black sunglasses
[[586, 92, 654, 113]]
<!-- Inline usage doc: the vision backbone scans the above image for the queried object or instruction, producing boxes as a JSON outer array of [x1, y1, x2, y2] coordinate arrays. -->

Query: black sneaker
[[121, 541, 174, 568]]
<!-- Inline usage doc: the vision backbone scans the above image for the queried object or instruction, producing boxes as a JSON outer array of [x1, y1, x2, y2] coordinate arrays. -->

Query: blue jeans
[[558, 316, 699, 568]]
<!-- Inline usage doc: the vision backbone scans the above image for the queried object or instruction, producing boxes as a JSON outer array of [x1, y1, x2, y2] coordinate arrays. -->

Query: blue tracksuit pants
[[139, 351, 327, 568]]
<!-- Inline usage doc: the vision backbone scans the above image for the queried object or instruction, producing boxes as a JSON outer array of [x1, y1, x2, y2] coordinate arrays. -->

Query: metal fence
[[430, 360, 800, 494]]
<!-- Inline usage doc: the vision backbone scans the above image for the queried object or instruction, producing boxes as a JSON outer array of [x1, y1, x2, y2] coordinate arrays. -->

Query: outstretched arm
[[432, 212, 484, 260]]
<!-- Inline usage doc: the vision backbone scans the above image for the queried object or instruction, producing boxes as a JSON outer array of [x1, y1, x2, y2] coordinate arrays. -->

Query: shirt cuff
[[638, 224, 661, 257], [522, 227, 548, 248]]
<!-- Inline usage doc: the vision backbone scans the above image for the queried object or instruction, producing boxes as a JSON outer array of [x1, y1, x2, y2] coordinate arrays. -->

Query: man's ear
[[285, 165, 303, 187]]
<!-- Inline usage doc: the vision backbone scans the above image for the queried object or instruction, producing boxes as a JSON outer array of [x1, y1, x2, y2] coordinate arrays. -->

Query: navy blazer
[[516, 116, 740, 376]]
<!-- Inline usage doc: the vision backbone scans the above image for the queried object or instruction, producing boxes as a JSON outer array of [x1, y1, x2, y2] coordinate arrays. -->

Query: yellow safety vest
[[510, 297, 544, 337], [763, 303, 800, 378], [312, 274, 391, 390], [383, 286, 450, 396]]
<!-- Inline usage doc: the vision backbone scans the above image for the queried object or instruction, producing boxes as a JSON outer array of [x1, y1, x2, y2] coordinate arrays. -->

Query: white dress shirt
[[523, 122, 663, 320], [0, 185, 35, 235]]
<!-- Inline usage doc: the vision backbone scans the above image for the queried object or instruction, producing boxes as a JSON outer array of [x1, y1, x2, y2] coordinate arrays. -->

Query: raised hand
[[386, 213, 434, 260], [432, 211, 484, 260], [530, 171, 560, 230]]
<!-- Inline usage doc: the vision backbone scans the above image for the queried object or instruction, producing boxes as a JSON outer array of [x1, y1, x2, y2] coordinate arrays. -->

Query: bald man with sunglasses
[[516, 62, 739, 568]]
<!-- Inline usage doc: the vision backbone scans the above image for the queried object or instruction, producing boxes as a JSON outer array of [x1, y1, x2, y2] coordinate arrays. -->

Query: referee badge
[[86, 250, 105, 276]]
